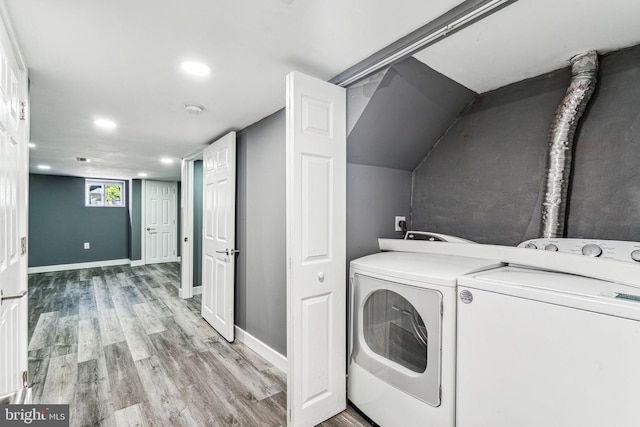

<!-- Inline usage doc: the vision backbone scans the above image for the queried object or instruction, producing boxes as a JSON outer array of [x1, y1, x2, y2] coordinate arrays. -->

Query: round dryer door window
[[351, 274, 443, 407], [363, 289, 428, 373]]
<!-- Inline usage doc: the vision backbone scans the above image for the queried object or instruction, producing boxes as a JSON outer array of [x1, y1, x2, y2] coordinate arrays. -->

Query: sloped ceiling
[[347, 57, 475, 171]]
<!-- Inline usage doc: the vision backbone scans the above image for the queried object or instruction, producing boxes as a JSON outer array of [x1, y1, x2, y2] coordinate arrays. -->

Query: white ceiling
[[413, 0, 640, 93], [4, 0, 640, 181]]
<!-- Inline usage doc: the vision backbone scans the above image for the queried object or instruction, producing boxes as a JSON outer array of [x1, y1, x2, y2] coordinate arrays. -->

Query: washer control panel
[[518, 238, 640, 263]]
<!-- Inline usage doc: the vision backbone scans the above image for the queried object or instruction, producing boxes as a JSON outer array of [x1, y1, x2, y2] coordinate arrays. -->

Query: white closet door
[[286, 71, 346, 427]]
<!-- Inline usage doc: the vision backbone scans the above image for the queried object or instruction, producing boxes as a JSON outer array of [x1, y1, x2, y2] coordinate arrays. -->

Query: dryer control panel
[[518, 238, 640, 263]]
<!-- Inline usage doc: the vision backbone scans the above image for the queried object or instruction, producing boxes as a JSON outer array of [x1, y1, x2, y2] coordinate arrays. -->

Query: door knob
[[317, 272, 325, 282], [146, 227, 156, 232]]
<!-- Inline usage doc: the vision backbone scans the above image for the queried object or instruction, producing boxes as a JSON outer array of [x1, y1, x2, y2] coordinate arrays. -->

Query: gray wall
[[236, 110, 287, 355], [193, 160, 203, 287], [347, 164, 411, 262], [411, 44, 640, 245], [344, 56, 473, 260], [29, 174, 130, 267]]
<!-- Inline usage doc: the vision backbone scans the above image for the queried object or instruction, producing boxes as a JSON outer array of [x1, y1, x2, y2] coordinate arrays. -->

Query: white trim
[[0, 1, 27, 71], [181, 285, 201, 299], [130, 259, 144, 267], [180, 159, 194, 299], [234, 326, 287, 373], [28, 258, 130, 274], [140, 180, 146, 264]]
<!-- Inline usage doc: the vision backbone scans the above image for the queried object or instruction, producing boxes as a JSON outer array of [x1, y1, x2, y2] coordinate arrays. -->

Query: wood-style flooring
[[28, 263, 371, 427]]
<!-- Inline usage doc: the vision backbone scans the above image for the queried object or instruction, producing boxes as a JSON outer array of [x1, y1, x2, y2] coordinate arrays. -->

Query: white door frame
[[0, 2, 29, 399], [142, 180, 178, 265], [179, 151, 202, 299]]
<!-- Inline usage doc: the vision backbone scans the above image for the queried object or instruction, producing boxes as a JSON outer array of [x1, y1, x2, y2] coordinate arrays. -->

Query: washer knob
[[524, 243, 538, 249], [544, 244, 558, 252], [631, 250, 640, 262], [581, 243, 603, 257]]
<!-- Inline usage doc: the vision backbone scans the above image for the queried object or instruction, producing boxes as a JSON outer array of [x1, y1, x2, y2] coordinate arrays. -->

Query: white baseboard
[[234, 326, 287, 373], [130, 259, 144, 267], [193, 285, 202, 295], [28, 258, 131, 274]]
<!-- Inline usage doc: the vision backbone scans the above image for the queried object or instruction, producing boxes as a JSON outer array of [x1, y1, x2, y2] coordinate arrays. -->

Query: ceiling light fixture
[[161, 157, 173, 164], [180, 61, 210, 76], [138, 173, 148, 177], [184, 104, 205, 115], [37, 164, 51, 170], [94, 118, 117, 129], [28, 143, 36, 148]]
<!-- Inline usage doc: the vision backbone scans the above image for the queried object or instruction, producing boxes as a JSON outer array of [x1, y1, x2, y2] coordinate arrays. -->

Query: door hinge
[[21, 237, 27, 255], [19, 102, 27, 120]]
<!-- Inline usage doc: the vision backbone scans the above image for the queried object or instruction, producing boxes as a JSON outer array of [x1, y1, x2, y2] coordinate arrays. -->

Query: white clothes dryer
[[456, 238, 640, 427], [348, 236, 502, 427]]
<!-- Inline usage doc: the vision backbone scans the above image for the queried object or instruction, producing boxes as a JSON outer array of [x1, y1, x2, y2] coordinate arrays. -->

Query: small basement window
[[85, 179, 125, 207]]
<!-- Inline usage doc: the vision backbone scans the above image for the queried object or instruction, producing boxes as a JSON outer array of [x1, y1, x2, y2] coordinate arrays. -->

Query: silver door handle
[[1, 289, 27, 307], [216, 249, 240, 256], [146, 227, 156, 232]]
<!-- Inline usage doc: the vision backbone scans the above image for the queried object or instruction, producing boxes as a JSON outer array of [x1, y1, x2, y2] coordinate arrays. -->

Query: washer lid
[[351, 251, 502, 287], [460, 266, 640, 321]]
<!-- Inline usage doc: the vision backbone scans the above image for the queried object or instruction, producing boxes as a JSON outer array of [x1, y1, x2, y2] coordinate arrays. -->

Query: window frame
[[85, 179, 126, 207]]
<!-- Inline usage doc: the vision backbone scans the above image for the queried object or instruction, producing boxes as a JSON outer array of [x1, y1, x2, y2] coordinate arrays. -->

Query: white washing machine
[[348, 234, 502, 427], [456, 238, 640, 427]]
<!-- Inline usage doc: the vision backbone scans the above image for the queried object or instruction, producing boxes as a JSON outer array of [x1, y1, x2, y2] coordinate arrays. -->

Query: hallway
[[27, 263, 369, 427]]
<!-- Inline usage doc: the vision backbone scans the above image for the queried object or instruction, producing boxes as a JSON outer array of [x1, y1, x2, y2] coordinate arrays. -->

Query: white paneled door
[[286, 71, 346, 427], [144, 180, 177, 265], [0, 15, 29, 399], [201, 132, 236, 343]]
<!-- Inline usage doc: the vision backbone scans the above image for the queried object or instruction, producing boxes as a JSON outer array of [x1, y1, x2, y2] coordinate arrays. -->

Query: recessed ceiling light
[[37, 164, 51, 170], [94, 119, 117, 129], [161, 157, 173, 164], [138, 173, 148, 177], [28, 143, 36, 148], [180, 61, 210, 76], [184, 104, 205, 115]]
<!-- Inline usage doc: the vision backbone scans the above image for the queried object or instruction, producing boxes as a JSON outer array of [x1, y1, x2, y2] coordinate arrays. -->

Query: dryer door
[[351, 273, 442, 406]]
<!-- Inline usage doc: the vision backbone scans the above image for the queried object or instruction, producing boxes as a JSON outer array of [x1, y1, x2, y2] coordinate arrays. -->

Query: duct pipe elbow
[[540, 51, 598, 239]]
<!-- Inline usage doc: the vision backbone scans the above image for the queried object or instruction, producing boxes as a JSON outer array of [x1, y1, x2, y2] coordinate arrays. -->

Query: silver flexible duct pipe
[[540, 51, 598, 238]]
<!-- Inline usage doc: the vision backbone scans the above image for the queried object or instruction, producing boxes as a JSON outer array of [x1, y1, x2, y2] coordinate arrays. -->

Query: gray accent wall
[[236, 110, 287, 356], [411, 44, 640, 245], [29, 174, 130, 267]]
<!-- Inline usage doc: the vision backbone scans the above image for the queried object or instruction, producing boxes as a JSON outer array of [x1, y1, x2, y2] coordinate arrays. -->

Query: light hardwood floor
[[28, 263, 372, 427]]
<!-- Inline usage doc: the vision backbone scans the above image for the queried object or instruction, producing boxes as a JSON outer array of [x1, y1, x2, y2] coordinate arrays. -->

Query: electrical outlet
[[84, 242, 90, 250], [395, 216, 406, 232]]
